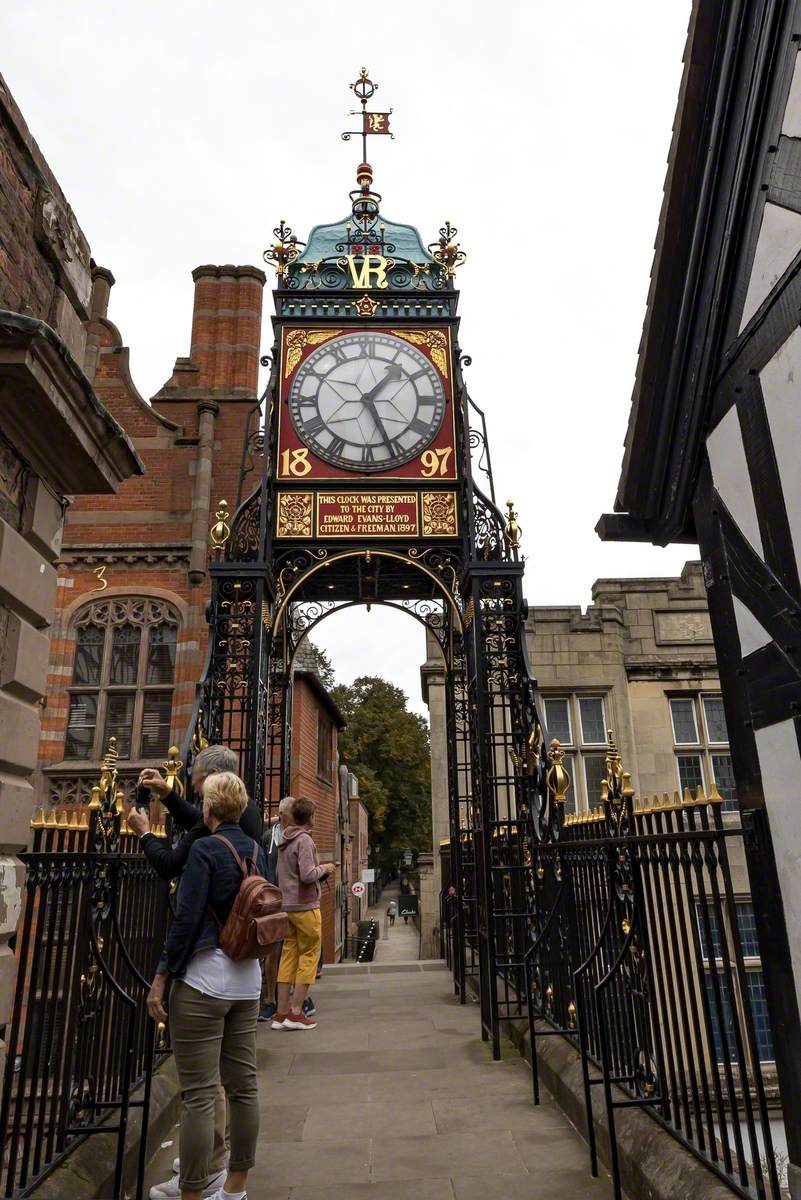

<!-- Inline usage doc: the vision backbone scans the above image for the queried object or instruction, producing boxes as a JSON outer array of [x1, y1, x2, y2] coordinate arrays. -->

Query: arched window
[[64, 598, 180, 761]]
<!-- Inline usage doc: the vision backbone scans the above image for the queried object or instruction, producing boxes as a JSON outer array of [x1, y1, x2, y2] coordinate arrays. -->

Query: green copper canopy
[[297, 215, 435, 267]]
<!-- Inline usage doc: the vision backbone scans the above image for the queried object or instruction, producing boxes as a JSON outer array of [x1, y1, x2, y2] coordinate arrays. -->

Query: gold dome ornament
[[210, 500, 231, 551]]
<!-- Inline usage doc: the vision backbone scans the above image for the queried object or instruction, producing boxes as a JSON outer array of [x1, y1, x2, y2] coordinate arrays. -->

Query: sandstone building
[[0, 73, 141, 1068], [425, 562, 772, 1064]]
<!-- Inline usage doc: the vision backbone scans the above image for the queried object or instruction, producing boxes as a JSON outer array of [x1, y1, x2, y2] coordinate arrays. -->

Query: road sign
[[362, 868, 375, 883], [351, 881, 366, 897]]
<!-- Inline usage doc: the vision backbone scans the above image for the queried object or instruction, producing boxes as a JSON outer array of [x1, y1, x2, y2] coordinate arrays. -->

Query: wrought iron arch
[[282, 597, 453, 666]]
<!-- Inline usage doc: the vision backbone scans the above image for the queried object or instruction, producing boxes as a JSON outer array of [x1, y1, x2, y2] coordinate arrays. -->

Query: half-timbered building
[[598, 3, 801, 1192]]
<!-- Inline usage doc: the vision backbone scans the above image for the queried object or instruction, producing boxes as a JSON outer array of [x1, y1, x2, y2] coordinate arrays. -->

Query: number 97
[[420, 447, 453, 477]]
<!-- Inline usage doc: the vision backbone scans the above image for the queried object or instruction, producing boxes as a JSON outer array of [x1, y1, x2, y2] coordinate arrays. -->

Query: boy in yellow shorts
[[273, 796, 334, 1030]]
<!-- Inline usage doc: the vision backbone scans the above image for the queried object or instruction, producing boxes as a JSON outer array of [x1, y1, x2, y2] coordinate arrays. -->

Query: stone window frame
[[64, 596, 180, 764], [542, 693, 609, 814], [668, 693, 737, 813]]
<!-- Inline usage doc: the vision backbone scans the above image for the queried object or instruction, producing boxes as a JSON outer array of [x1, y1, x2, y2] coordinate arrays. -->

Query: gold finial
[[604, 729, 625, 801], [546, 739, 571, 805], [210, 500, 231, 550], [263, 221, 303, 282], [192, 712, 209, 755], [30, 808, 45, 829], [504, 500, 522, 551], [46, 809, 58, 827], [428, 220, 467, 279], [163, 746, 184, 798], [708, 781, 723, 805]]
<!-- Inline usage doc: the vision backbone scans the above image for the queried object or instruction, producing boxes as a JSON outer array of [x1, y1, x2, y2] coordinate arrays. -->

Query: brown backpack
[[210, 834, 288, 961]]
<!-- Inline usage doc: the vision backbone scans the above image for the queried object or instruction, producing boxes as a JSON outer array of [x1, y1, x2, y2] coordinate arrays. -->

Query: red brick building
[[288, 656, 345, 963], [34, 263, 363, 959], [37, 263, 266, 806]]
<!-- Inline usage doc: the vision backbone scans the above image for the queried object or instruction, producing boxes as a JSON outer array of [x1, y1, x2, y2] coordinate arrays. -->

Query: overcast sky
[[4, 1, 694, 717]]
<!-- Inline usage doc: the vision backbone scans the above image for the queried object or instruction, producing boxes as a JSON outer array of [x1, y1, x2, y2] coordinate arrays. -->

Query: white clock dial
[[289, 331, 446, 471]]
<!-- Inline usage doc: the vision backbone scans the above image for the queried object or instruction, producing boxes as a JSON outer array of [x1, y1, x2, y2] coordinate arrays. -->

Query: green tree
[[332, 676, 431, 870]]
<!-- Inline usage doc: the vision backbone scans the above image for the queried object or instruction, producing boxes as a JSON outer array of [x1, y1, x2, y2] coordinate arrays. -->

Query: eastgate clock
[[288, 331, 446, 472]]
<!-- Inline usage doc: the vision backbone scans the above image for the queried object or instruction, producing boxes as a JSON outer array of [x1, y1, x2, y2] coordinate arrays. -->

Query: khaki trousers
[[170, 980, 259, 1189]]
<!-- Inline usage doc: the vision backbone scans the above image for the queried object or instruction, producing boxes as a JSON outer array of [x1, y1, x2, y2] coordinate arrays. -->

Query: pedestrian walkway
[[367, 882, 420, 962], [144, 962, 615, 1199]]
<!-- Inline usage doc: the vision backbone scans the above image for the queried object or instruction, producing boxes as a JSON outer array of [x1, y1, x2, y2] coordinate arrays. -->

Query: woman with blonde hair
[[148, 771, 266, 1200]]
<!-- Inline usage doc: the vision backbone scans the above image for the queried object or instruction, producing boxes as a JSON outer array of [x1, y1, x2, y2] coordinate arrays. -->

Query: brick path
[[144, 962, 615, 1199]]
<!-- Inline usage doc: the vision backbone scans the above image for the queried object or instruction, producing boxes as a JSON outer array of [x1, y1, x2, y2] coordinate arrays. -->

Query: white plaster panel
[[706, 407, 764, 556], [732, 596, 772, 657], [782, 51, 801, 137], [740, 203, 801, 331], [754, 721, 801, 1025], [759, 325, 801, 577]]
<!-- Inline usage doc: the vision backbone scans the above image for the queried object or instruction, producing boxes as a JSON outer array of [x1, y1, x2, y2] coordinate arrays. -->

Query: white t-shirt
[[182, 948, 261, 1000]]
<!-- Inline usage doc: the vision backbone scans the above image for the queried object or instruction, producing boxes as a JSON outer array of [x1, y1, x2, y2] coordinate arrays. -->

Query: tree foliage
[[332, 676, 431, 869]]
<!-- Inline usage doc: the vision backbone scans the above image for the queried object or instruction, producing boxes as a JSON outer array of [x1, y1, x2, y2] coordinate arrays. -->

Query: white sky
[[4, 0, 695, 717]]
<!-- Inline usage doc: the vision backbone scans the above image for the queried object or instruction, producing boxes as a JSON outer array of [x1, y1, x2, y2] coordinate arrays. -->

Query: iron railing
[[459, 733, 785, 1200], [0, 745, 171, 1200]]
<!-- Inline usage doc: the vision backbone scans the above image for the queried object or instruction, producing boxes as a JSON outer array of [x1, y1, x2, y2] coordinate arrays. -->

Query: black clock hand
[[359, 364, 403, 444]]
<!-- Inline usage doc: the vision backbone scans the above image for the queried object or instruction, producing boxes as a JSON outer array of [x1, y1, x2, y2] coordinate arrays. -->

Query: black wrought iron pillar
[[200, 561, 274, 815], [462, 559, 532, 1058], [444, 631, 469, 1002]]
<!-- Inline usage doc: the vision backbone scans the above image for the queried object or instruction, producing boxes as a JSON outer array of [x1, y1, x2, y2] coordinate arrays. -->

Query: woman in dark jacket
[[147, 772, 266, 1200]]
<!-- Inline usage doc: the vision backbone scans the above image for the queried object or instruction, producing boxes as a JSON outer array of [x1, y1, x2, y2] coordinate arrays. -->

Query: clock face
[[288, 331, 446, 472]]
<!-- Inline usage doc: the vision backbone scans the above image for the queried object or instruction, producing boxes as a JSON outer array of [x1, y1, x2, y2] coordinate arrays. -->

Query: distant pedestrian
[[273, 797, 334, 1030], [403, 912, 409, 925], [387, 899, 397, 926]]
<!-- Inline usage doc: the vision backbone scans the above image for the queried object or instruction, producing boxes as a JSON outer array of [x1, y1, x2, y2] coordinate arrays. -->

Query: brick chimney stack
[[149, 263, 267, 584], [188, 264, 266, 396]]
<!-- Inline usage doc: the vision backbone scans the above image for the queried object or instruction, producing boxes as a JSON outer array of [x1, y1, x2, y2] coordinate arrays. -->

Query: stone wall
[[0, 75, 141, 1077]]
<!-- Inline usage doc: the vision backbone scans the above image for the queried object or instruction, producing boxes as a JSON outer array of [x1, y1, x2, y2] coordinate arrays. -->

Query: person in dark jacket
[[134, 746, 254, 1200], [147, 771, 265, 1200], [128, 746, 260, 881]]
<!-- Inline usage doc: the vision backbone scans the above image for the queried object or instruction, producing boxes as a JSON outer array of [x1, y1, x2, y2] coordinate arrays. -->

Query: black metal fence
[[445, 734, 785, 1200], [0, 750, 171, 1200]]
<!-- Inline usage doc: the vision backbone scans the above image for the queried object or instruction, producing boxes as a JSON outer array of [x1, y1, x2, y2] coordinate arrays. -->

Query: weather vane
[[341, 68, 394, 166]]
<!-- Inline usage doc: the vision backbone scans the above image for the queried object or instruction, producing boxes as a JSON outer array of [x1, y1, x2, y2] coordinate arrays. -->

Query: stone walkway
[[144, 962, 615, 1199], [366, 883, 420, 962]]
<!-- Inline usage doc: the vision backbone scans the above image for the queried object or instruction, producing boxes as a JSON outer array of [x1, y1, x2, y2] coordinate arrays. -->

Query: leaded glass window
[[65, 598, 180, 761]]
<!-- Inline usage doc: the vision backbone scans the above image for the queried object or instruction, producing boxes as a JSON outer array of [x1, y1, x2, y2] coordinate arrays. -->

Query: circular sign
[[351, 882, 366, 897]]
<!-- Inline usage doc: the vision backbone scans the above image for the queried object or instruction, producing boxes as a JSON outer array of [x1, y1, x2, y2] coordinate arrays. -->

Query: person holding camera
[[131, 745, 257, 1200], [128, 745, 260, 882], [272, 796, 334, 1030], [148, 770, 266, 1200]]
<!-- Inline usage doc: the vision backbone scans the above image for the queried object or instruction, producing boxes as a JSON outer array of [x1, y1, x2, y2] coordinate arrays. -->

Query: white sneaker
[[172, 1158, 180, 1175], [149, 1168, 226, 1200], [149, 1175, 180, 1200], [202, 1171, 227, 1197]]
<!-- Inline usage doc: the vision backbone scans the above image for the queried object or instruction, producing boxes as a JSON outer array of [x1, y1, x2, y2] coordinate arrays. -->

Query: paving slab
[[144, 960, 613, 1199]]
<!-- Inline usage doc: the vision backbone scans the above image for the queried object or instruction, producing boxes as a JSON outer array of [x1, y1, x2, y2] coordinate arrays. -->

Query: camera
[[134, 783, 152, 811]]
